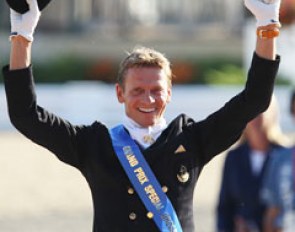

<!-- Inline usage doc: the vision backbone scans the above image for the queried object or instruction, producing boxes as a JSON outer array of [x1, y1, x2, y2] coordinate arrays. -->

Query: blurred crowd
[[216, 90, 295, 232]]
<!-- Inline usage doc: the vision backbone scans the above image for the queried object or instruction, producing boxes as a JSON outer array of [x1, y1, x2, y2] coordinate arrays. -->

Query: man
[[3, 0, 282, 231]]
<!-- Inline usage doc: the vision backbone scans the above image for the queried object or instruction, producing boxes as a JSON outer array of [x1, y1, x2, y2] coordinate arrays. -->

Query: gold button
[[162, 186, 168, 193], [128, 187, 135, 195], [147, 212, 154, 219], [129, 212, 137, 220], [177, 165, 190, 183]]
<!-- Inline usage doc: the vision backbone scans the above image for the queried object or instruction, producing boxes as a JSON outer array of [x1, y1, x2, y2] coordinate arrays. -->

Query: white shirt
[[122, 115, 167, 148], [249, 150, 267, 176]]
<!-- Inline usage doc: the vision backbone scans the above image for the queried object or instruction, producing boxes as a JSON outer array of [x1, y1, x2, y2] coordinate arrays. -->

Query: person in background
[[289, 90, 295, 119], [216, 96, 291, 232], [261, 147, 295, 232], [2, 0, 282, 231], [260, 90, 295, 232]]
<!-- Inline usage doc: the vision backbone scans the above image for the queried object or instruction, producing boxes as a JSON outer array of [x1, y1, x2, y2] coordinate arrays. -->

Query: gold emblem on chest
[[174, 145, 186, 154], [143, 135, 155, 144], [177, 165, 190, 183]]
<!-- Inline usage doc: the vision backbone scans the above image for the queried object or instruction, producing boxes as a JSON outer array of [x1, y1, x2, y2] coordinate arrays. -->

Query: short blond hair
[[117, 46, 172, 87], [244, 95, 293, 147]]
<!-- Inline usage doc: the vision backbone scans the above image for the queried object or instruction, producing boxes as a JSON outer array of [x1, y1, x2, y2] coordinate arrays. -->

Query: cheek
[[157, 95, 170, 108], [125, 95, 140, 107]]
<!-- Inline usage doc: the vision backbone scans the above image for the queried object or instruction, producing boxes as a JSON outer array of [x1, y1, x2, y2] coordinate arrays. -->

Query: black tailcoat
[[3, 53, 280, 232]]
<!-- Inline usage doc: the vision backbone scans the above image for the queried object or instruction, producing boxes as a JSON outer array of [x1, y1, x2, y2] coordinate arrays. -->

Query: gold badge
[[143, 135, 155, 144], [174, 145, 186, 154], [177, 165, 189, 183]]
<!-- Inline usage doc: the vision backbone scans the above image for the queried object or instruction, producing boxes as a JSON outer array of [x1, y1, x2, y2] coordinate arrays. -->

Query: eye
[[131, 88, 143, 96], [152, 88, 165, 96]]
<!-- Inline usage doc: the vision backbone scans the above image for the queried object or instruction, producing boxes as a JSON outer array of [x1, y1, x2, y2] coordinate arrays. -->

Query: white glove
[[244, 0, 281, 27], [10, 0, 41, 41]]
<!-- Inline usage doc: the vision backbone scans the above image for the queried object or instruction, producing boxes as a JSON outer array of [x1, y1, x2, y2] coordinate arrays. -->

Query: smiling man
[[2, 0, 283, 231], [115, 48, 172, 148], [117, 51, 172, 128]]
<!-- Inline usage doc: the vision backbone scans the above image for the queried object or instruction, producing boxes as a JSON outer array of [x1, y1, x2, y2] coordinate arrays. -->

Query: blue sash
[[109, 125, 183, 232]]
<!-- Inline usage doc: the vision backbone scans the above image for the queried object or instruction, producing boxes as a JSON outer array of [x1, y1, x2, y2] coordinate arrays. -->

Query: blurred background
[[0, 0, 295, 84], [0, 0, 295, 231]]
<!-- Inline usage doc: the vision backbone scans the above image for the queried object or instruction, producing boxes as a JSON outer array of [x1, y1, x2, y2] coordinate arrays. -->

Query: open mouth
[[138, 107, 156, 113]]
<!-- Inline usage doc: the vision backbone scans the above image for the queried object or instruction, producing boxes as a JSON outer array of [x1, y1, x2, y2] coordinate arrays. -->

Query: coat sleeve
[[192, 52, 280, 164], [3, 65, 86, 169]]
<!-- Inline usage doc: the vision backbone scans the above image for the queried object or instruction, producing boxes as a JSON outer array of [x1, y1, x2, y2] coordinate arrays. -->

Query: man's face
[[116, 67, 172, 127]]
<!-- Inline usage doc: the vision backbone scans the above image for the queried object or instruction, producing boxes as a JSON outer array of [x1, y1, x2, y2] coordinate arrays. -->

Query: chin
[[134, 115, 158, 127], [140, 123, 153, 128], [140, 120, 156, 127]]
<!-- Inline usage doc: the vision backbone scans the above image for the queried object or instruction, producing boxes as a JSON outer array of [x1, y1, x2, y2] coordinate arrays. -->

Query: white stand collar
[[122, 115, 167, 148]]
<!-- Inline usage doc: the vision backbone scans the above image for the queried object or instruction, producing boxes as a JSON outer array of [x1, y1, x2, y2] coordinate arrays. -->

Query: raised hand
[[10, 0, 41, 42], [244, 0, 281, 27]]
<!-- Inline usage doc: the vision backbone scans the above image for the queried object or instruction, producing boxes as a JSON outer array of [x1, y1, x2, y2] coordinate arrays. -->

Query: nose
[[142, 91, 155, 104]]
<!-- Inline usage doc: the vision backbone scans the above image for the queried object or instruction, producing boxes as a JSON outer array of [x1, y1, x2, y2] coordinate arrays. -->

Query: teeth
[[139, 108, 155, 113]]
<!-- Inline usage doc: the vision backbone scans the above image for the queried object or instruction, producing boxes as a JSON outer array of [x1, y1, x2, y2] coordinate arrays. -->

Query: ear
[[116, 83, 125, 103]]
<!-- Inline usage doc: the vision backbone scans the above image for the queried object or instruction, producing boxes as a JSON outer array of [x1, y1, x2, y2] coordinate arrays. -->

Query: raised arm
[[256, 32, 277, 61], [9, 0, 40, 70], [245, 0, 281, 60], [4, 0, 85, 168], [193, 0, 282, 163], [10, 36, 32, 70]]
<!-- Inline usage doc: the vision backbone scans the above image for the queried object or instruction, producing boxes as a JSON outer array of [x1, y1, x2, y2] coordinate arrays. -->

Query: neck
[[122, 115, 167, 148], [124, 116, 166, 129], [249, 140, 270, 152]]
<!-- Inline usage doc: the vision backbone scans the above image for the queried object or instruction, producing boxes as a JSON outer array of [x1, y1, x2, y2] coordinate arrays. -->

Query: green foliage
[[275, 75, 292, 85], [203, 64, 246, 85], [33, 56, 92, 83], [32, 55, 119, 83], [1, 55, 290, 86], [170, 57, 244, 84]]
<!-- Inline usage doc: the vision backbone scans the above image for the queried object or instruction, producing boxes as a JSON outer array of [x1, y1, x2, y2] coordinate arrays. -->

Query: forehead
[[124, 67, 169, 85]]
